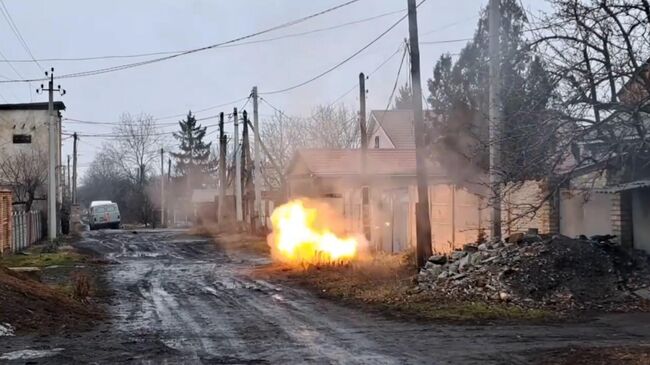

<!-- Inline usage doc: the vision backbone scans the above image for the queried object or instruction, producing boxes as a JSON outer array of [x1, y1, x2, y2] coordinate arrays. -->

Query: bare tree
[[106, 113, 164, 185], [259, 104, 358, 189], [83, 113, 165, 225], [0, 149, 47, 211], [530, 0, 650, 179]]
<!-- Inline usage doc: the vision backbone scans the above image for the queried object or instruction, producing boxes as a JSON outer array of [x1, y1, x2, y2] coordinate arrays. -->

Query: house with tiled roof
[[367, 110, 416, 149]]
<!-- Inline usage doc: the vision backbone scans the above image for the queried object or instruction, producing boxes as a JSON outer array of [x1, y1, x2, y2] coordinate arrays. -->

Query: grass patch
[[0, 246, 85, 268], [265, 253, 553, 323]]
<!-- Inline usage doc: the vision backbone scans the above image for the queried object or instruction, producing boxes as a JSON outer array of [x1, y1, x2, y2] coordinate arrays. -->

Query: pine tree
[[393, 83, 413, 110], [171, 111, 212, 188], [426, 0, 555, 181]]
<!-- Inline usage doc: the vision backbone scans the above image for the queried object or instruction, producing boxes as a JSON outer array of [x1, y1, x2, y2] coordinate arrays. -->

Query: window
[[374, 136, 380, 148], [12, 134, 31, 144]]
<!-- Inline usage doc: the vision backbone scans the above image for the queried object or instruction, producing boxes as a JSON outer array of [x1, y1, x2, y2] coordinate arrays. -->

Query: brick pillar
[[611, 191, 633, 247]]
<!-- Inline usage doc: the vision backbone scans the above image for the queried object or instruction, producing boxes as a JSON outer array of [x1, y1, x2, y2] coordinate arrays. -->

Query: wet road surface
[[2, 229, 650, 364]]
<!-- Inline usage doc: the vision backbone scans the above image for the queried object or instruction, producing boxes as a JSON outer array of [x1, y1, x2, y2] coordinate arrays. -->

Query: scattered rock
[[424, 262, 443, 278], [634, 288, 650, 300], [451, 251, 466, 261], [463, 243, 478, 252], [506, 232, 525, 244], [478, 243, 488, 251], [428, 255, 447, 265], [499, 292, 512, 302]]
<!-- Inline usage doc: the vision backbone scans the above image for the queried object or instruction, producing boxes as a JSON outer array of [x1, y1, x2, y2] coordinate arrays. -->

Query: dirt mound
[[0, 265, 103, 334], [418, 236, 650, 311]]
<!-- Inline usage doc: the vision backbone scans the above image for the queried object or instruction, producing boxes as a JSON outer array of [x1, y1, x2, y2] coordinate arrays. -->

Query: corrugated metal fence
[[12, 211, 43, 253]]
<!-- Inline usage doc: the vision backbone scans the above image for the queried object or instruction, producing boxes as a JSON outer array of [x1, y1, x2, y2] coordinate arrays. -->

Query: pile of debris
[[418, 233, 650, 311]]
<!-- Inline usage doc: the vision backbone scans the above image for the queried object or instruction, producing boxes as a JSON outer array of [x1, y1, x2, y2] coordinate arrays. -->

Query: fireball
[[268, 199, 359, 266]]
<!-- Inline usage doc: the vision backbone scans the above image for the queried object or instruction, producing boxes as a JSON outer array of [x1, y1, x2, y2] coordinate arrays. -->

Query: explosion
[[267, 199, 359, 266]]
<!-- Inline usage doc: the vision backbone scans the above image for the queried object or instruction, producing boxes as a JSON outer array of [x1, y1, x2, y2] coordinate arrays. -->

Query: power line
[[0, 0, 43, 71], [420, 37, 472, 45], [259, 0, 429, 95], [384, 44, 408, 111], [0, 0, 362, 83], [0, 8, 405, 64], [63, 96, 249, 126]]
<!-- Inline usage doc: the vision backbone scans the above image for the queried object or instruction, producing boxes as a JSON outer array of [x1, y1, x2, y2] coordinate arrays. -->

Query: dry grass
[[0, 245, 85, 268], [261, 252, 551, 323], [71, 271, 93, 301]]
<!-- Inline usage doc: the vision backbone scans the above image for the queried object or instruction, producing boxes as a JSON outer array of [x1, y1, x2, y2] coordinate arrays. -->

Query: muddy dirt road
[[2, 230, 650, 364]]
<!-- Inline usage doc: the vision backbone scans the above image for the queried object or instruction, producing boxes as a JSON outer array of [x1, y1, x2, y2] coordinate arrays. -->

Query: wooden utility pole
[[407, 0, 433, 268], [252, 87, 263, 229], [67, 155, 71, 199], [218, 112, 226, 223], [488, 0, 502, 240], [167, 157, 172, 226], [72, 132, 77, 205], [160, 148, 165, 228], [233, 108, 243, 223], [242, 110, 251, 225], [359, 72, 371, 243]]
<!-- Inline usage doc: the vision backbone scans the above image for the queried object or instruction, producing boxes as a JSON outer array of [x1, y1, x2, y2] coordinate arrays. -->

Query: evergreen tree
[[171, 111, 212, 188], [427, 0, 555, 181], [393, 83, 413, 109]]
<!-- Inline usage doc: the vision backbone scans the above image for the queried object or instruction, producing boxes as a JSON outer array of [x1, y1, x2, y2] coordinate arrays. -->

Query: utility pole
[[233, 108, 243, 223], [359, 72, 371, 243], [488, 0, 502, 240], [160, 148, 165, 228], [167, 157, 172, 226], [67, 155, 71, 199], [242, 110, 250, 225], [39, 68, 65, 241], [407, 0, 433, 268], [252, 87, 263, 230], [72, 132, 77, 205], [218, 112, 227, 223]]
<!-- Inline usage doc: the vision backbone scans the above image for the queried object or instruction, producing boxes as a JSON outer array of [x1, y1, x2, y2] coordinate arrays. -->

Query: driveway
[[1, 229, 649, 364]]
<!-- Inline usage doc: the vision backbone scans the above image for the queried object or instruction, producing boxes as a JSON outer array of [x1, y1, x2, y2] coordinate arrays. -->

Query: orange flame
[[267, 199, 359, 266]]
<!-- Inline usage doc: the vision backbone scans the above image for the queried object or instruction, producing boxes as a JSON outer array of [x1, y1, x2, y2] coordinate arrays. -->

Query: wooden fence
[[0, 190, 11, 255]]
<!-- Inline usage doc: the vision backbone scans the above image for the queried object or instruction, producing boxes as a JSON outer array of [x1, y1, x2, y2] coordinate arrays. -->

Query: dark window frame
[[12, 134, 32, 144]]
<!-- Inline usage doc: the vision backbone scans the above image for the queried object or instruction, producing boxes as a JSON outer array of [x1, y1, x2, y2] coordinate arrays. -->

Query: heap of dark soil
[[0, 266, 103, 334], [505, 237, 622, 305]]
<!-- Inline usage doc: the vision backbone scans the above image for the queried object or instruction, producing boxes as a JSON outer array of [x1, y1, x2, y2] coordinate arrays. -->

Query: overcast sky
[[0, 0, 550, 177]]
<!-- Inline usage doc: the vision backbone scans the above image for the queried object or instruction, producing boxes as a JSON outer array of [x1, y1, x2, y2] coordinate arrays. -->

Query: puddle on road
[[0, 348, 64, 360]]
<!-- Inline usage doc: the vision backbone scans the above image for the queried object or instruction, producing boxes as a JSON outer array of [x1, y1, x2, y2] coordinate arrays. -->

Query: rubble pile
[[417, 234, 650, 310]]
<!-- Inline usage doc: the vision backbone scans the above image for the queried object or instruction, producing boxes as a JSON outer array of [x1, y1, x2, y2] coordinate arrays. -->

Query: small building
[[0, 102, 66, 216]]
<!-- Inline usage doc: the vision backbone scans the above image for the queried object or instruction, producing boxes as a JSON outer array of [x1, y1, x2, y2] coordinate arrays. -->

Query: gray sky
[[0, 0, 550, 177]]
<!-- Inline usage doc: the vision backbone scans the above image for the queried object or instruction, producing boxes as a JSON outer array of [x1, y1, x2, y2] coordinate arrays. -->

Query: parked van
[[89, 201, 121, 230]]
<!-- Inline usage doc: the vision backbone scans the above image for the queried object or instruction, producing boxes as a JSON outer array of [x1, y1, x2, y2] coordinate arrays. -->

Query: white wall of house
[[368, 126, 395, 149], [0, 108, 63, 214], [0, 109, 52, 155], [560, 190, 613, 238], [632, 189, 650, 253]]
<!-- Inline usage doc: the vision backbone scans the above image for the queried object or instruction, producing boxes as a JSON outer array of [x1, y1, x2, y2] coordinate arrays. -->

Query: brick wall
[[501, 180, 557, 235]]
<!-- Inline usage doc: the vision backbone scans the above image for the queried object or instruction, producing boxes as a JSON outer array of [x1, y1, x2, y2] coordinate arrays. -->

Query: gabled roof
[[369, 110, 416, 149], [0, 102, 66, 111], [287, 149, 442, 177]]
